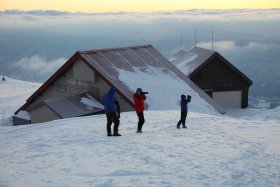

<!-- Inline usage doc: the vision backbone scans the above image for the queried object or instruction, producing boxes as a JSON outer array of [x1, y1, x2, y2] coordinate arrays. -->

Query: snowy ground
[[0, 78, 41, 125], [0, 77, 280, 186]]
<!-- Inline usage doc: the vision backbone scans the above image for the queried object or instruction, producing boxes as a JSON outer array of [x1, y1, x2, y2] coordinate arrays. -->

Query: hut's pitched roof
[[170, 46, 252, 85], [16, 45, 225, 115]]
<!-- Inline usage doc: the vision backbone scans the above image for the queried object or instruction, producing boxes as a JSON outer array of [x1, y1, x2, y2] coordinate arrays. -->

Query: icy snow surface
[[0, 77, 280, 186]]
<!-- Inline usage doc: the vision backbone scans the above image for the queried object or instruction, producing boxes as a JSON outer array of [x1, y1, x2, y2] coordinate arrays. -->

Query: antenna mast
[[181, 33, 183, 49], [194, 28, 197, 47], [211, 29, 214, 50]]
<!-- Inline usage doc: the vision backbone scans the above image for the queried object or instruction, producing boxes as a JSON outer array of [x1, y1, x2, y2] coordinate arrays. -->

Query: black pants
[[137, 112, 145, 131], [177, 112, 188, 127], [106, 112, 120, 134]]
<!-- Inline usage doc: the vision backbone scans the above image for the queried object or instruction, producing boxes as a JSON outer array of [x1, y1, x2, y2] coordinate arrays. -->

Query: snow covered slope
[[0, 77, 279, 186], [0, 111, 279, 186], [0, 77, 41, 125]]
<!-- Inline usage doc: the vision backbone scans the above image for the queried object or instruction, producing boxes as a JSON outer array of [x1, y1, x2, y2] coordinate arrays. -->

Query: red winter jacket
[[133, 93, 146, 113]]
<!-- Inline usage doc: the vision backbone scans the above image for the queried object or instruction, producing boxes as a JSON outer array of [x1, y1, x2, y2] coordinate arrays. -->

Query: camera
[[141, 92, 148, 95]]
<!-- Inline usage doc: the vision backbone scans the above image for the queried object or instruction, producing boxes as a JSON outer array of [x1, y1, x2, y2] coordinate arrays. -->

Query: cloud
[[1, 9, 280, 40], [10, 55, 66, 75], [0, 9, 71, 16], [1, 9, 280, 20], [1, 9, 280, 26], [197, 40, 276, 52], [245, 41, 275, 50], [197, 41, 236, 51]]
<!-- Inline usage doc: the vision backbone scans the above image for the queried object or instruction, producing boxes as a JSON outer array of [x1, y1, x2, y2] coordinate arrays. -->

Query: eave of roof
[[80, 44, 152, 54]]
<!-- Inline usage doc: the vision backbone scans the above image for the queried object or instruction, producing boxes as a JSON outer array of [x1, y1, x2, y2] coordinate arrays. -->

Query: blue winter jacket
[[103, 86, 117, 113], [180, 95, 191, 112]]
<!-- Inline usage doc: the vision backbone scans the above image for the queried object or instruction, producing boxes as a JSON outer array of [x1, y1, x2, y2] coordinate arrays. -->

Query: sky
[[1, 0, 280, 12]]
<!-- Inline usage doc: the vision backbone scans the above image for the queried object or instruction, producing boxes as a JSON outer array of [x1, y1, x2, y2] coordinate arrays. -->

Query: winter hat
[[136, 88, 142, 93], [181, 94, 186, 99]]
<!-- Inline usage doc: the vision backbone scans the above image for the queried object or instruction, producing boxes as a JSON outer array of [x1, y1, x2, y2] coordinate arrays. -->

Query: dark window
[[55, 83, 66, 92], [69, 86, 87, 94]]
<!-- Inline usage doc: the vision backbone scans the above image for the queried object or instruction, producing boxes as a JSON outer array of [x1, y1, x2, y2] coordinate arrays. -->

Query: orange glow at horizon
[[1, 0, 280, 13]]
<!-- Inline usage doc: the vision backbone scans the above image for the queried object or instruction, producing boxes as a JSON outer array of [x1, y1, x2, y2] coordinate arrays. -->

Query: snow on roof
[[15, 110, 30, 120], [169, 46, 215, 76], [80, 45, 224, 114], [80, 93, 104, 110], [117, 66, 216, 114], [44, 93, 104, 118]]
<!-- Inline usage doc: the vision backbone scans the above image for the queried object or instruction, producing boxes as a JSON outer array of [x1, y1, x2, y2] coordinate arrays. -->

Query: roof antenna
[[180, 33, 183, 49], [211, 29, 214, 50], [194, 28, 197, 47]]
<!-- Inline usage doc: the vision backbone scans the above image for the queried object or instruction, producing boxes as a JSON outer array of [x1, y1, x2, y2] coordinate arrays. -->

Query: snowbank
[[226, 106, 280, 120], [257, 106, 280, 120], [0, 110, 279, 186]]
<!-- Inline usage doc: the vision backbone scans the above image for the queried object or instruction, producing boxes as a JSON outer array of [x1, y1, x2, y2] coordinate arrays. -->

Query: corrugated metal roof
[[170, 46, 252, 85], [170, 46, 215, 76], [44, 93, 104, 118]]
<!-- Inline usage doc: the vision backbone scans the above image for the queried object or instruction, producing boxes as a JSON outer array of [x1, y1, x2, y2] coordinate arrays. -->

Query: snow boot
[[113, 133, 122, 136], [107, 133, 112, 136], [182, 125, 187, 128], [136, 130, 142, 133]]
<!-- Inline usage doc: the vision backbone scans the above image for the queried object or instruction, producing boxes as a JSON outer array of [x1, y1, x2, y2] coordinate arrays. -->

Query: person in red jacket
[[133, 88, 147, 133]]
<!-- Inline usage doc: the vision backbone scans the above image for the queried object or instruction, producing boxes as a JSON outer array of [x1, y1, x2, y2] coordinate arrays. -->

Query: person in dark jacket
[[177, 94, 191, 129], [133, 88, 146, 133], [103, 86, 121, 136], [115, 99, 120, 119]]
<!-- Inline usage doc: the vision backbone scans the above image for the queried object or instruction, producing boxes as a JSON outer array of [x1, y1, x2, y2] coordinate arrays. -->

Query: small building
[[14, 45, 225, 125], [170, 46, 253, 108]]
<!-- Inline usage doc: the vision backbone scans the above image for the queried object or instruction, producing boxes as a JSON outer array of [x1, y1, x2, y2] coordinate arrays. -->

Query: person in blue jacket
[[103, 86, 121, 136], [177, 94, 191, 129]]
